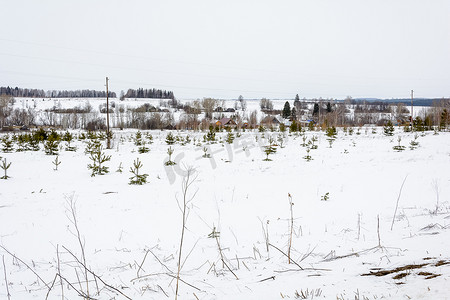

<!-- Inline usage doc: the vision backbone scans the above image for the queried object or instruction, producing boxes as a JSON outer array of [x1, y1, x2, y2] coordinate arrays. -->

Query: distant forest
[[0, 86, 116, 98], [124, 88, 175, 100], [0, 86, 175, 100]]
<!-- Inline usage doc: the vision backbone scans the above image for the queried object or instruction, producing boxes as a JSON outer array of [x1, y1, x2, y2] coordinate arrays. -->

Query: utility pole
[[410, 89, 414, 129], [106, 77, 111, 149]]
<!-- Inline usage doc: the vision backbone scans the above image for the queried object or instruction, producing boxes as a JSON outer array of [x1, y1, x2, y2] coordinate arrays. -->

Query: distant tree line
[[124, 88, 175, 100], [0, 86, 116, 98]]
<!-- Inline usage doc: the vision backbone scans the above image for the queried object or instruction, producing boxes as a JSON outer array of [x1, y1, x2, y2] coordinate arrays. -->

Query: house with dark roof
[[215, 117, 237, 127]]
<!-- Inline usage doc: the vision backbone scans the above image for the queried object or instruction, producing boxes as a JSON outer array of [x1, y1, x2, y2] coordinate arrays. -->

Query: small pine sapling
[[1, 158, 11, 179], [225, 132, 235, 144], [301, 135, 308, 147], [393, 136, 406, 152], [145, 133, 154, 144], [134, 131, 143, 146], [84, 139, 101, 155], [129, 158, 149, 185], [28, 135, 40, 151], [165, 132, 176, 145], [263, 146, 273, 161], [348, 127, 354, 135], [87, 130, 98, 140], [165, 146, 176, 166], [263, 137, 277, 161], [1, 135, 14, 153], [325, 126, 337, 139], [87, 144, 111, 176], [321, 192, 330, 201], [409, 133, 419, 150], [16, 134, 28, 152], [303, 147, 313, 161], [138, 142, 150, 153], [44, 136, 60, 155], [202, 147, 211, 158], [384, 120, 395, 136], [185, 134, 191, 144], [176, 134, 184, 144], [327, 138, 334, 148], [205, 127, 216, 142], [78, 132, 87, 140], [116, 162, 123, 173], [309, 135, 318, 149], [63, 131, 76, 151], [52, 155, 61, 171], [277, 134, 285, 148]]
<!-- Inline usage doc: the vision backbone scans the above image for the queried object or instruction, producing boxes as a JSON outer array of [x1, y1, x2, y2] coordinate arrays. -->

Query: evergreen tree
[[129, 158, 149, 185], [165, 147, 176, 166], [291, 107, 297, 121], [87, 144, 111, 176], [165, 132, 176, 145], [0, 157, 11, 179], [313, 103, 319, 115], [282, 101, 291, 119], [413, 116, 424, 132], [1, 135, 14, 153], [290, 120, 298, 132], [205, 126, 216, 142], [326, 102, 332, 113], [63, 131, 76, 151], [44, 135, 59, 155], [225, 132, 235, 144], [383, 120, 395, 136], [325, 126, 337, 138]]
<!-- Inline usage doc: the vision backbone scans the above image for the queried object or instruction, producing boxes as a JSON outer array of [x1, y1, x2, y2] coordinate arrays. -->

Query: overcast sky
[[1, 0, 449, 100]]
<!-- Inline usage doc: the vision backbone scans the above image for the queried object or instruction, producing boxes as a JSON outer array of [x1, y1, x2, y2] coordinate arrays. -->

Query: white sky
[[1, 0, 449, 100]]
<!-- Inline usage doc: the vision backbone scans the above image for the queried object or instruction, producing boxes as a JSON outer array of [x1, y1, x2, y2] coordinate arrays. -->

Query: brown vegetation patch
[[362, 263, 427, 277]]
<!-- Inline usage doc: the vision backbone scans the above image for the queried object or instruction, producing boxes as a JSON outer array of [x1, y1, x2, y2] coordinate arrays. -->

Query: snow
[[1, 126, 450, 299]]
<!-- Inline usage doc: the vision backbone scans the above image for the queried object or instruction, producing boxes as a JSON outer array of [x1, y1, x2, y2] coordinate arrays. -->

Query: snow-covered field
[[1, 127, 449, 299]]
